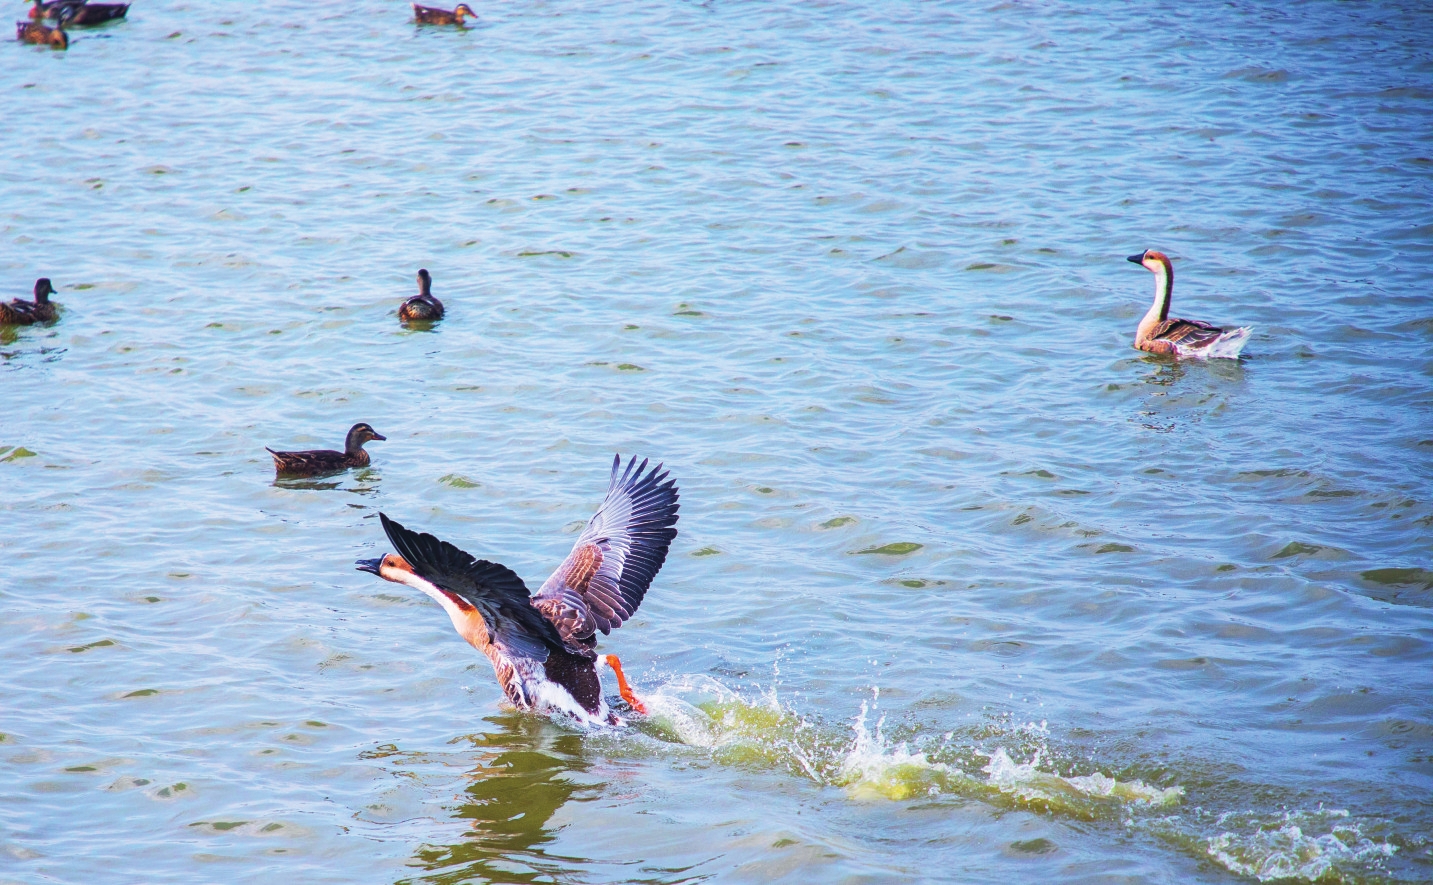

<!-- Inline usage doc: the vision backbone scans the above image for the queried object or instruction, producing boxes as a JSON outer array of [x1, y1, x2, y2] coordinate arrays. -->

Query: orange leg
[[603, 654, 647, 715]]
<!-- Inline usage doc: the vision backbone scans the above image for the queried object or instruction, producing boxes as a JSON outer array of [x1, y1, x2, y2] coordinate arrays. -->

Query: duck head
[[356, 552, 413, 580], [344, 422, 387, 454], [1127, 249, 1172, 275], [33, 278, 56, 304], [453, 3, 475, 20], [416, 268, 432, 295]]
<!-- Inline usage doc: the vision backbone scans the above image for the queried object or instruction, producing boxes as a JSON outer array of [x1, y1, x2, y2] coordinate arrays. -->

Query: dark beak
[[1126, 252, 1147, 264], [356, 557, 383, 575], [370, 432, 387, 441]]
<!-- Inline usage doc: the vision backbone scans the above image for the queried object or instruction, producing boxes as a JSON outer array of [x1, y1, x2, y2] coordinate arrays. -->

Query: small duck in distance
[[267, 423, 386, 477], [1, 279, 60, 324], [412, 3, 475, 25], [16, 20, 67, 47], [1127, 249, 1251, 359], [357, 455, 680, 726], [398, 269, 444, 323], [30, 0, 127, 26]]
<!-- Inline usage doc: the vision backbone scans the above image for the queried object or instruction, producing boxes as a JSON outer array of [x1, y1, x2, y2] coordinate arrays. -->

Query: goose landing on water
[[357, 455, 680, 726], [1127, 249, 1250, 359]]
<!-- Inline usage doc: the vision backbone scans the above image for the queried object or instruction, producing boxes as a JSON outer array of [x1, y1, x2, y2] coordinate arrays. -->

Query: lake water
[[3, 0, 1431, 882]]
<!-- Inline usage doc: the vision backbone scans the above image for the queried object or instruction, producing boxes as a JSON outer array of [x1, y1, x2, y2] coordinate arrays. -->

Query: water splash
[[1201, 809, 1398, 883], [633, 677, 1181, 818]]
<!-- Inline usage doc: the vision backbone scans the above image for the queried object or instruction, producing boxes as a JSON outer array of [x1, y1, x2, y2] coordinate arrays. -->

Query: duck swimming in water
[[412, 3, 475, 25], [357, 454, 680, 726], [30, 0, 127, 26], [267, 422, 386, 476], [0, 279, 60, 324], [398, 268, 444, 323], [1127, 249, 1250, 359], [16, 19, 67, 47]]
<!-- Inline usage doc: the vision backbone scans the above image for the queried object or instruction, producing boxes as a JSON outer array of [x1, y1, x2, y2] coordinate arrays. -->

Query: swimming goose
[[0, 279, 60, 324], [412, 3, 475, 25], [267, 422, 386, 476], [398, 268, 444, 322], [16, 20, 67, 47], [357, 454, 680, 726], [1128, 249, 1250, 359]]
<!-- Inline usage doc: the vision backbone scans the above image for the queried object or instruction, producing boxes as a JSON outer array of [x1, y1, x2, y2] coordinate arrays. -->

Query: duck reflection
[[406, 713, 599, 885]]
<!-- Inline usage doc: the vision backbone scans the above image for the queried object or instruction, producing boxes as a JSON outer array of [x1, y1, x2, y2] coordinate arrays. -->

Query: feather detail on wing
[[379, 513, 568, 661], [534, 454, 680, 641], [1148, 317, 1224, 350]]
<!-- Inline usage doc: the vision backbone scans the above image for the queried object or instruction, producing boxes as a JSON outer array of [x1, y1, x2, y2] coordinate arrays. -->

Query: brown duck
[[412, 2, 475, 25], [16, 20, 67, 47], [30, 0, 127, 25], [398, 268, 444, 322], [267, 423, 386, 476], [357, 455, 680, 726], [1, 279, 60, 324], [1128, 249, 1251, 359]]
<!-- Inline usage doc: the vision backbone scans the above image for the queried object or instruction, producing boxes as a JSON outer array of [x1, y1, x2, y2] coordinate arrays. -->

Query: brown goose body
[[1, 279, 60, 325], [1128, 249, 1251, 359], [412, 2, 474, 25], [398, 268, 444, 322], [267, 422, 385, 476], [357, 455, 680, 725], [16, 20, 67, 47]]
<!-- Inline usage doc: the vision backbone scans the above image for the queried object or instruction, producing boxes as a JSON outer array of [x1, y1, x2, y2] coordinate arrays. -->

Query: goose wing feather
[[379, 513, 568, 661], [533, 454, 680, 643]]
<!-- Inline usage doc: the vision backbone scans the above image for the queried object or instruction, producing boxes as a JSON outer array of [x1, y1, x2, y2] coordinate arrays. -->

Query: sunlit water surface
[[3, 0, 1432, 882]]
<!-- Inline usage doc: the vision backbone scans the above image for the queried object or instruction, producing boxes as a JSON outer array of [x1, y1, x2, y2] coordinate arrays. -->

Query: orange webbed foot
[[603, 654, 648, 715]]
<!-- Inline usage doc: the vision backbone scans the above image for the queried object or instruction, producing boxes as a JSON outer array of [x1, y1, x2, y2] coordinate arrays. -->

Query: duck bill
[[370, 432, 387, 441], [1126, 252, 1147, 264], [355, 557, 384, 575]]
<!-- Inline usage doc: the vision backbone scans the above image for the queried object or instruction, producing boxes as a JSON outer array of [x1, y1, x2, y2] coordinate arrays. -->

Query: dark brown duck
[[1, 279, 60, 325], [412, 2, 475, 25], [30, 0, 127, 26], [16, 20, 67, 47], [398, 268, 444, 322], [267, 423, 386, 476], [357, 455, 680, 726]]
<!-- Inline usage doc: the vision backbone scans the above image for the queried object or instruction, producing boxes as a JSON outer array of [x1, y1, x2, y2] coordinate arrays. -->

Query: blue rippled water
[[3, 0, 1431, 882]]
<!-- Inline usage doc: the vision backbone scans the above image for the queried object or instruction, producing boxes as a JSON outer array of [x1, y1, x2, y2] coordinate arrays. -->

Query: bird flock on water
[[9, 0, 1254, 727]]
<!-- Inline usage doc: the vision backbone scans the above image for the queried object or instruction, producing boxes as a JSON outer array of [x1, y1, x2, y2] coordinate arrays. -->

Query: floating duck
[[29, 0, 127, 25], [398, 268, 444, 322], [357, 454, 680, 726], [412, 2, 475, 25], [16, 19, 67, 47], [0, 279, 59, 324], [266, 423, 386, 476], [1127, 249, 1250, 359], [57, 2, 128, 25]]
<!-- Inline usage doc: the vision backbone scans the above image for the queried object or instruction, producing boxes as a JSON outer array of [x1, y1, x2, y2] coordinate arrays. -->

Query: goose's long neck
[[1138, 260, 1173, 341]]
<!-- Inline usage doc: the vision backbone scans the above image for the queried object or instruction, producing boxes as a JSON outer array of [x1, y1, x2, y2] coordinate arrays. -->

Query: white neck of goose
[[1137, 257, 1173, 343], [379, 562, 494, 653]]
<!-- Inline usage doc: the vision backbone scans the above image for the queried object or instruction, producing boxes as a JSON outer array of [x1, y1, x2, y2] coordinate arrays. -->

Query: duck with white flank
[[267, 422, 385, 476], [398, 268, 444, 323], [357, 455, 679, 726], [1127, 249, 1250, 359]]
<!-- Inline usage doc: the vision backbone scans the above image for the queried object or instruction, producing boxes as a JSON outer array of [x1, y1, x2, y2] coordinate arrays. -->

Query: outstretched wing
[[532, 455, 680, 644], [379, 513, 567, 661]]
